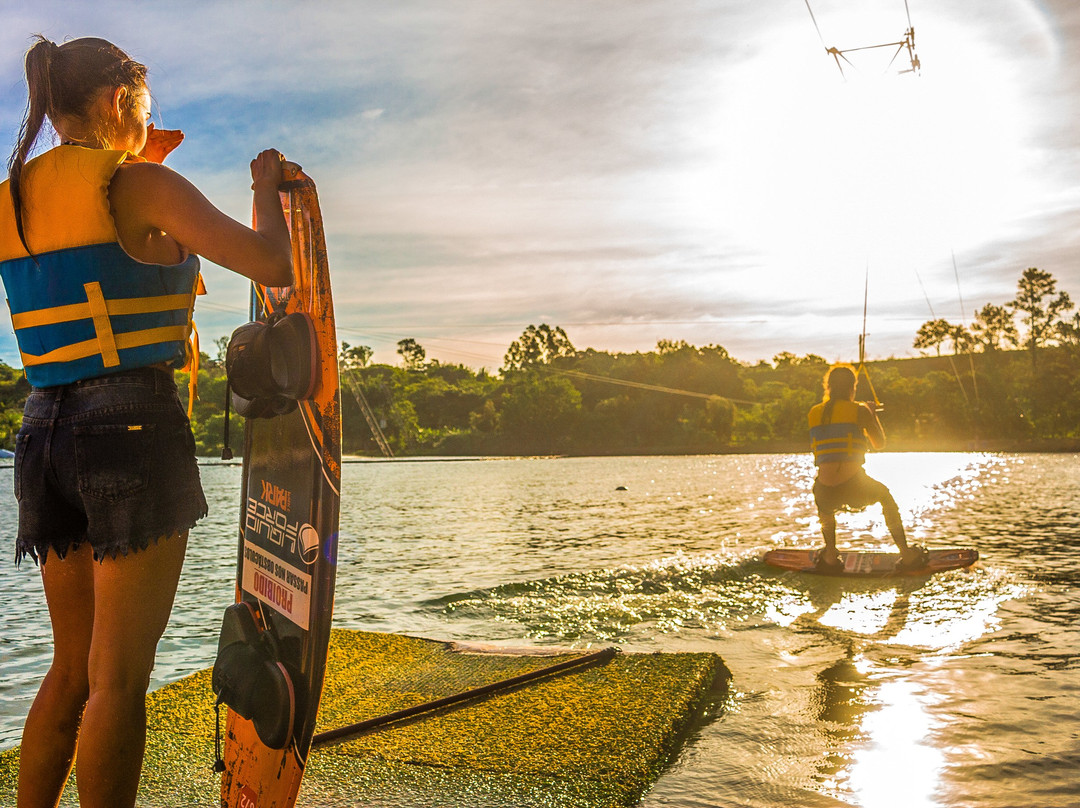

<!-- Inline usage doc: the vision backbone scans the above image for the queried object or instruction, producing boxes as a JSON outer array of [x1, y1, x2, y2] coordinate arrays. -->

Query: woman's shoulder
[[112, 159, 182, 186], [109, 160, 196, 211]]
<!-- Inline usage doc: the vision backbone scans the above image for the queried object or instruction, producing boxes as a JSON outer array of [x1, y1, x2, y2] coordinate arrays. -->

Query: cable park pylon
[[803, 0, 921, 79]]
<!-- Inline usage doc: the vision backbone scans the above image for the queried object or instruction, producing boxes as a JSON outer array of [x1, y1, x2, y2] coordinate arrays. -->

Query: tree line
[[0, 268, 1075, 456], [322, 267, 1079, 457], [913, 267, 1075, 368]]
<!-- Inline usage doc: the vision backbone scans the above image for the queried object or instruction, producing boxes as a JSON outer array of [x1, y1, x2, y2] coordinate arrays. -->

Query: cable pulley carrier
[[804, 0, 921, 79]]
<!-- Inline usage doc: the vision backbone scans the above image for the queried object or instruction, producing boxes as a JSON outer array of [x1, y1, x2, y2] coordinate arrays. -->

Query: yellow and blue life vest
[[0, 146, 201, 388], [808, 399, 868, 465]]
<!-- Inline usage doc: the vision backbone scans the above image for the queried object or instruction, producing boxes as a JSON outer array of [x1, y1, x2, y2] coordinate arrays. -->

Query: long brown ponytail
[[6, 36, 147, 256]]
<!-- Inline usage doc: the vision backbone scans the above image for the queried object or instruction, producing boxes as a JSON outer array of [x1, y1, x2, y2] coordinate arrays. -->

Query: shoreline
[[188, 438, 1080, 464]]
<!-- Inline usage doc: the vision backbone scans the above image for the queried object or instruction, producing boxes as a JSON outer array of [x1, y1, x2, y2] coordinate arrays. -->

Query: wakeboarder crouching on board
[[808, 364, 927, 573]]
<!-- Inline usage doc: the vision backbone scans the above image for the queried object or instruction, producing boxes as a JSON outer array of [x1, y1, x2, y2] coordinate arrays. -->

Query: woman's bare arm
[[109, 153, 293, 286]]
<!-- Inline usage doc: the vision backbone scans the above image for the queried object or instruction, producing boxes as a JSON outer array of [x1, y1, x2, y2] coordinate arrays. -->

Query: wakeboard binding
[[894, 544, 930, 572], [211, 601, 299, 761], [226, 311, 319, 418]]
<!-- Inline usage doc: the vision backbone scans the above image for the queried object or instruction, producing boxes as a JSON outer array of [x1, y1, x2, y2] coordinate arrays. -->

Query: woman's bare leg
[[74, 532, 187, 808], [17, 542, 94, 808]]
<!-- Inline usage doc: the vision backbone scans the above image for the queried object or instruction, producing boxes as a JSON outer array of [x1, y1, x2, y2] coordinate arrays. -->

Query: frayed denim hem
[[14, 506, 209, 567]]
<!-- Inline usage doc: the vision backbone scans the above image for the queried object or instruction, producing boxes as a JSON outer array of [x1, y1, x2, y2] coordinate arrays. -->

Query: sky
[[0, 0, 1078, 370]]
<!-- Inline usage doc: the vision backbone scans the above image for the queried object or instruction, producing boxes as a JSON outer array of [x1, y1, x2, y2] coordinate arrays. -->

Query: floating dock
[[0, 629, 728, 807]]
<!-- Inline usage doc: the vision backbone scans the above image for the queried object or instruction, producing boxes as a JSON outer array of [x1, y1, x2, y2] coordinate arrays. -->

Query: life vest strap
[[812, 435, 867, 453], [83, 282, 120, 368], [180, 273, 207, 416], [9, 292, 196, 330], [810, 421, 868, 465], [20, 324, 191, 367]]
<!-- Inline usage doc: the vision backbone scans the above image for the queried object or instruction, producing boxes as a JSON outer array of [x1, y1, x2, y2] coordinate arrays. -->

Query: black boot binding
[[226, 312, 319, 419], [894, 544, 930, 572], [814, 548, 845, 574], [211, 602, 298, 762]]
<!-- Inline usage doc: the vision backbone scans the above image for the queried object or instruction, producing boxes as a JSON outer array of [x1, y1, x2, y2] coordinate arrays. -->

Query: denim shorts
[[14, 367, 208, 565]]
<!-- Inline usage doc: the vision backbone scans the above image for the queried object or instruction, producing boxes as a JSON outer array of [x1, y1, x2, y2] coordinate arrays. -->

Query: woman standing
[[1, 36, 293, 807]]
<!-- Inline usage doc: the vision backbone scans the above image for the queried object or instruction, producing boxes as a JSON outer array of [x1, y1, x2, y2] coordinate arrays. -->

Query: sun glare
[[681, 4, 1053, 312], [811, 453, 984, 545], [849, 679, 945, 808], [819, 589, 898, 634]]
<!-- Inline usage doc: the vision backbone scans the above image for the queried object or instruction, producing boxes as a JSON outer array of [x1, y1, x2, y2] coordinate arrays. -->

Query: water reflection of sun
[[798, 451, 1028, 808], [808, 453, 1002, 547], [849, 678, 945, 808], [814, 576, 1023, 650]]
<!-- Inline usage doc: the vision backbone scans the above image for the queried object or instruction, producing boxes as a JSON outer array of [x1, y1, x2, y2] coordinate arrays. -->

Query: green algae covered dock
[[0, 629, 729, 807]]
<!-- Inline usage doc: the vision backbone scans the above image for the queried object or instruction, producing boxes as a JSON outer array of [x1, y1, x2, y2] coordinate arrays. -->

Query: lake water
[[1, 453, 1077, 807]]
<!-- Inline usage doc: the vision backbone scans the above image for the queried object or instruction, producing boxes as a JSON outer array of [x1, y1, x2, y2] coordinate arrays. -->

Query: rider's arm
[[858, 403, 886, 450]]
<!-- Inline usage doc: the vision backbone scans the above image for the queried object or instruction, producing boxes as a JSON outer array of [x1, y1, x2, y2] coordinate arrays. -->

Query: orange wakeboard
[[763, 547, 978, 577], [218, 161, 341, 808]]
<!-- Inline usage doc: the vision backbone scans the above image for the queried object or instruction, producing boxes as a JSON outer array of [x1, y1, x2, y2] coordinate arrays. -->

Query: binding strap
[[211, 602, 298, 752]]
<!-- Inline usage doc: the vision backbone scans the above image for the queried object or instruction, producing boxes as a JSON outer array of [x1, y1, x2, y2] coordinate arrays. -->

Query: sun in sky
[[658, 0, 1062, 354], [0, 0, 1073, 368]]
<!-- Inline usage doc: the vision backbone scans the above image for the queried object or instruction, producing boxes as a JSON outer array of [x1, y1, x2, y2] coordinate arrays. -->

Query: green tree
[[773, 352, 826, 368], [696, 396, 736, 445], [733, 405, 773, 445], [469, 399, 497, 434], [657, 339, 692, 355], [339, 364, 397, 454], [396, 338, 426, 370], [1057, 312, 1080, 350], [913, 319, 954, 356], [340, 342, 374, 372], [384, 397, 421, 453], [502, 324, 576, 372], [949, 323, 973, 355], [0, 409, 22, 451], [0, 362, 29, 449], [176, 360, 244, 457], [971, 303, 1017, 351], [405, 374, 484, 430], [1008, 267, 1073, 368], [496, 372, 581, 453], [211, 335, 230, 369]]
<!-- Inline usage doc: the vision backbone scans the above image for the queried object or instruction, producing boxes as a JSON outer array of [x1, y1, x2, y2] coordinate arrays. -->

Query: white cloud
[[0, 0, 1078, 368]]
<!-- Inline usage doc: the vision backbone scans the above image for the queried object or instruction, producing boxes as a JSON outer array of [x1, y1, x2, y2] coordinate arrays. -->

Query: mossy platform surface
[[0, 630, 728, 807]]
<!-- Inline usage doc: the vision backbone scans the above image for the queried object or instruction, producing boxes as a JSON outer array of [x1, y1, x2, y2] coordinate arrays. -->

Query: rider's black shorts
[[813, 469, 896, 514]]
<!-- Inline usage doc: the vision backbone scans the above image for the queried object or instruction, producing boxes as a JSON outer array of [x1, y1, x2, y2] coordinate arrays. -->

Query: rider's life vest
[[0, 146, 202, 388], [808, 399, 868, 466]]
